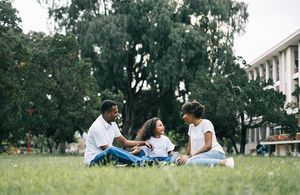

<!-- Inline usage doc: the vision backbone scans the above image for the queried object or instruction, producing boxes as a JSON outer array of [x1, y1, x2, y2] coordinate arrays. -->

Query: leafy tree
[[0, 0, 29, 151], [189, 61, 298, 154], [189, 68, 242, 153], [23, 32, 100, 153], [44, 0, 248, 137]]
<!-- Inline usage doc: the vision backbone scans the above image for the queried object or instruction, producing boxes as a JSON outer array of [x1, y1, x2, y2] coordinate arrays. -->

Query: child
[[136, 117, 178, 163]]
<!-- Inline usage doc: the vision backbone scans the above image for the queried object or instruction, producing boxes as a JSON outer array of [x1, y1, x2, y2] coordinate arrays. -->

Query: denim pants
[[90, 146, 151, 166], [138, 150, 179, 163], [185, 150, 225, 166]]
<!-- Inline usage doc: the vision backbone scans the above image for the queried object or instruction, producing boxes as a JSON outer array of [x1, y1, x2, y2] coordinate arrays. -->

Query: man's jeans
[[185, 150, 225, 166], [90, 146, 178, 166], [90, 146, 151, 166]]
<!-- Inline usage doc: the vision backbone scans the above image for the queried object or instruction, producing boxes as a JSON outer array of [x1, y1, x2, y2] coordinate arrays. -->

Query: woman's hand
[[176, 155, 189, 165]]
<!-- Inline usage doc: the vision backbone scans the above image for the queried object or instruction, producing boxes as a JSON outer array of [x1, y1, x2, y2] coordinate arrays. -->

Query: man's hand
[[176, 155, 189, 165], [144, 142, 153, 150]]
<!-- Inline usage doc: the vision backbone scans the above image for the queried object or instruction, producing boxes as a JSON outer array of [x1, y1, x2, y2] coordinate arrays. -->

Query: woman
[[177, 100, 234, 168]]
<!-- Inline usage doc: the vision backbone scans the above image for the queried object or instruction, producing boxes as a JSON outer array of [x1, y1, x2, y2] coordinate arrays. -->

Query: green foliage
[[0, 0, 22, 33], [189, 63, 298, 154], [47, 0, 248, 137], [22, 33, 100, 152], [0, 1, 29, 151], [1, 155, 300, 194], [189, 70, 241, 140]]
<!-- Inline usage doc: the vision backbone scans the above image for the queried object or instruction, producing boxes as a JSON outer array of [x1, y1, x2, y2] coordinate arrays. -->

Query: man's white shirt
[[84, 115, 121, 165]]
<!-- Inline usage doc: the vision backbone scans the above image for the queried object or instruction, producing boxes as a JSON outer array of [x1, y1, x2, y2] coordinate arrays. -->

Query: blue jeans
[[137, 150, 179, 163], [90, 146, 151, 166], [185, 150, 225, 166]]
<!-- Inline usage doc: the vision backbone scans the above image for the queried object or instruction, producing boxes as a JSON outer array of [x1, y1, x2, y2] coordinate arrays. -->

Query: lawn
[[0, 154, 299, 195]]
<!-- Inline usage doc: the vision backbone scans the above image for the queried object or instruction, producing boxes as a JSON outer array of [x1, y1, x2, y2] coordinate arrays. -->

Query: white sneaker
[[225, 157, 234, 168]]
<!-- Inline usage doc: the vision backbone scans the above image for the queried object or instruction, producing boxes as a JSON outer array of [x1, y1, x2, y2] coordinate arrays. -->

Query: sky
[[12, 0, 300, 64]]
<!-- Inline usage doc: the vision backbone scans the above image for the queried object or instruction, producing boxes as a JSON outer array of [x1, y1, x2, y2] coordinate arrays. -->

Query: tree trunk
[[122, 49, 135, 138], [240, 113, 247, 154], [229, 136, 239, 154], [122, 93, 135, 138], [46, 138, 53, 153], [0, 140, 3, 153], [59, 140, 66, 154]]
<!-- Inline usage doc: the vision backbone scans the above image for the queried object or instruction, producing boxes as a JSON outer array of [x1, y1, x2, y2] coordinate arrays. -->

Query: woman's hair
[[182, 100, 205, 118], [138, 117, 160, 141]]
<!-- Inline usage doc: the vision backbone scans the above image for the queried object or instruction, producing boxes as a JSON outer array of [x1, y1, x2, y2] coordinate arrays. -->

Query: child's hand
[[145, 142, 153, 151], [131, 145, 141, 154]]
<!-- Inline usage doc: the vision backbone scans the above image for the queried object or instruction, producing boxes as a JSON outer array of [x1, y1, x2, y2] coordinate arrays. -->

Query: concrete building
[[245, 28, 300, 154]]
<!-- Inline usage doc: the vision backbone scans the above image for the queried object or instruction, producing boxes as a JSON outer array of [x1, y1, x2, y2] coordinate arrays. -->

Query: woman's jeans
[[185, 150, 225, 166]]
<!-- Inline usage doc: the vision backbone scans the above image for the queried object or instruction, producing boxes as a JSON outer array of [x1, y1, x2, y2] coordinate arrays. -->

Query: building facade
[[245, 29, 300, 153]]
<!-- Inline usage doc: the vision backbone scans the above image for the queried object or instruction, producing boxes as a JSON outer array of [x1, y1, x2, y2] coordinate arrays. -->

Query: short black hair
[[182, 100, 205, 118], [100, 100, 117, 114]]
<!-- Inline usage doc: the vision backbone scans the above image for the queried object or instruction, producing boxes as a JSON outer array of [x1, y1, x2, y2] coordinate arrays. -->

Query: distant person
[[84, 100, 152, 166], [136, 117, 178, 163], [176, 100, 234, 168], [256, 141, 268, 155]]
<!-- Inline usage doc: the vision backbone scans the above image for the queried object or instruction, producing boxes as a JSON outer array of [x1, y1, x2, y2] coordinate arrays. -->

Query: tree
[[237, 77, 287, 154], [23, 32, 100, 153], [189, 68, 242, 154], [0, 0, 29, 151], [45, 0, 248, 137], [189, 61, 299, 154]]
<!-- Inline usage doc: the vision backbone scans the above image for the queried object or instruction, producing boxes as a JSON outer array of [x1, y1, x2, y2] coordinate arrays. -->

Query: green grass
[[0, 155, 299, 195]]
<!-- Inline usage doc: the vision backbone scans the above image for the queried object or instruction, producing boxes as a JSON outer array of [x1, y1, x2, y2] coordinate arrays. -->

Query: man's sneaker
[[225, 157, 234, 168]]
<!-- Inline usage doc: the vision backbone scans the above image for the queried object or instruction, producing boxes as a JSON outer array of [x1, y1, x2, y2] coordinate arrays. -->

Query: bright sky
[[12, 0, 49, 33], [234, 0, 300, 63], [12, 0, 300, 64]]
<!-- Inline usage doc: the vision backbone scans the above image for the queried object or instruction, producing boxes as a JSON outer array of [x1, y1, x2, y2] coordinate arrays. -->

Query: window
[[248, 71, 253, 80], [251, 129, 255, 142], [275, 56, 279, 81], [262, 65, 266, 80], [268, 60, 273, 80], [295, 50, 299, 73], [293, 78, 299, 107], [260, 127, 266, 140]]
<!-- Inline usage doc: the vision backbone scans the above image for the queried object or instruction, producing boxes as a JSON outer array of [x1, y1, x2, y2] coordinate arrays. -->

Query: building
[[245, 28, 300, 154]]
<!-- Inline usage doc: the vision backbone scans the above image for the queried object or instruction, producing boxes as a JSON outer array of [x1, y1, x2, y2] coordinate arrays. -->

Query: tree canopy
[[47, 0, 249, 136], [1, 0, 299, 154]]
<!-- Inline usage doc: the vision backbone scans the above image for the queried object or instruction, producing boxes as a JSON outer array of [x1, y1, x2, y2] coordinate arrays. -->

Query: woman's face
[[182, 112, 193, 124]]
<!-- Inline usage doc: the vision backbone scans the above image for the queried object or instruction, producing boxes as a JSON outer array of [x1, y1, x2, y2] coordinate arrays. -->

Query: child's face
[[154, 120, 165, 136]]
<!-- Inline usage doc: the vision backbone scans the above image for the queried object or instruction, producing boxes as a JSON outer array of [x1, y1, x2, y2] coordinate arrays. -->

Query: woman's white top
[[188, 119, 225, 155]]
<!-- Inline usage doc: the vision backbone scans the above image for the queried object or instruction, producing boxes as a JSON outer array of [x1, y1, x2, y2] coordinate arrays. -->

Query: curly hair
[[139, 117, 160, 141]]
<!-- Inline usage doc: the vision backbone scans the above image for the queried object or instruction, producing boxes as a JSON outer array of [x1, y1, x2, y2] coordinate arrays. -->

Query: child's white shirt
[[141, 135, 175, 157]]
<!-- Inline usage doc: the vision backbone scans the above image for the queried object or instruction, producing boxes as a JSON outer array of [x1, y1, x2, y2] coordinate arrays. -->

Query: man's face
[[106, 105, 119, 123]]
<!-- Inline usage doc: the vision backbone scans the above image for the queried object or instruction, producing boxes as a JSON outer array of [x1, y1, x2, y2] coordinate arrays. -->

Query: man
[[84, 100, 152, 166]]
